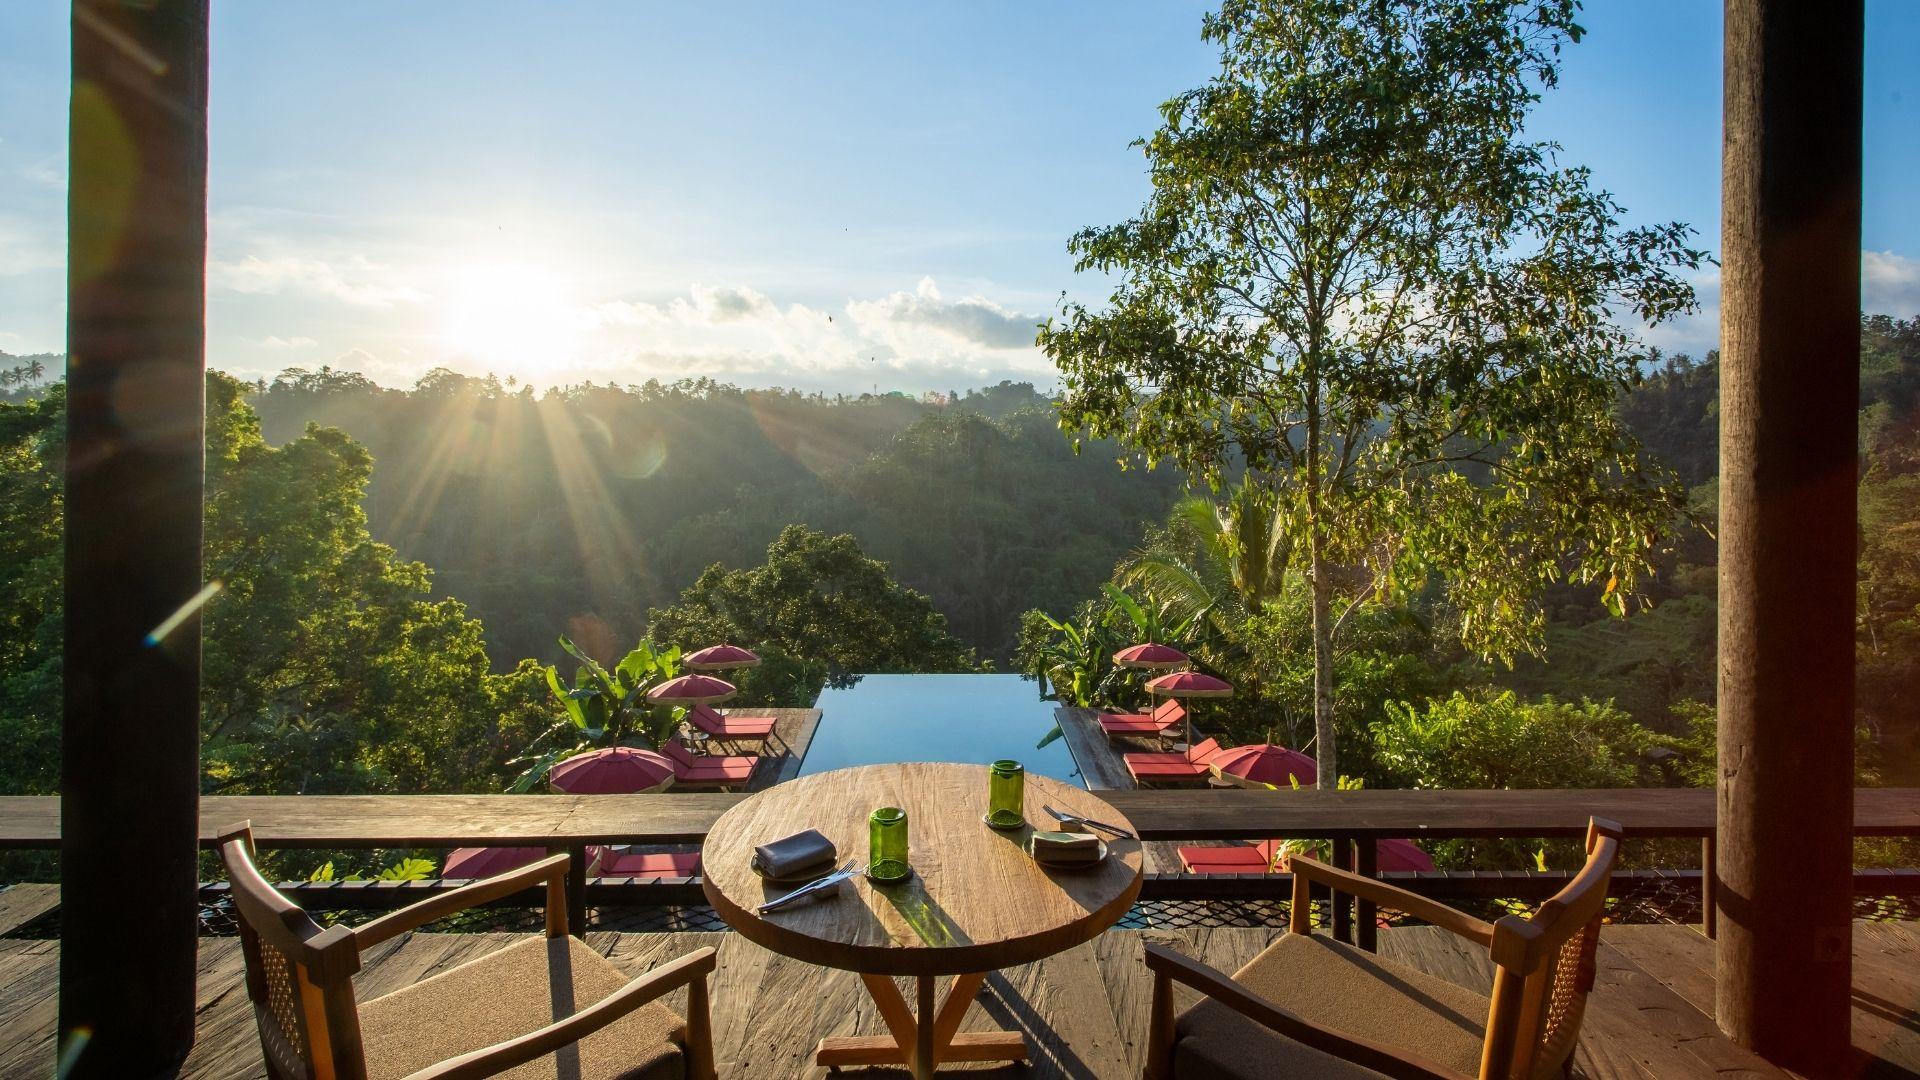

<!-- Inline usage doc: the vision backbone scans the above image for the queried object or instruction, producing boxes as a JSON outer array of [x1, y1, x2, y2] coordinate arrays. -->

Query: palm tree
[[1122, 479, 1291, 641]]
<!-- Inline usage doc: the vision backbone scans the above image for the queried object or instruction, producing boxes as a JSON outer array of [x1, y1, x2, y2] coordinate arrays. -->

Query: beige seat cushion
[[358, 935, 687, 1080], [1174, 932, 1490, 1079]]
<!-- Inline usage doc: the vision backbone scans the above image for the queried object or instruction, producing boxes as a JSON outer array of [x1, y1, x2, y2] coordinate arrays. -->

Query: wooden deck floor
[[730, 707, 823, 792], [6, 914, 1916, 1077]]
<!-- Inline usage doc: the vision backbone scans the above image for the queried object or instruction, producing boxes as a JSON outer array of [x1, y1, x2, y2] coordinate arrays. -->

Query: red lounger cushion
[[1123, 737, 1222, 769], [594, 851, 702, 879], [1178, 840, 1283, 874], [688, 703, 776, 736]]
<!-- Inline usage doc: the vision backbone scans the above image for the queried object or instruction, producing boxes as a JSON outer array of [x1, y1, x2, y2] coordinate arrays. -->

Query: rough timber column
[[1717, 0, 1860, 1070], [60, 0, 209, 1074]]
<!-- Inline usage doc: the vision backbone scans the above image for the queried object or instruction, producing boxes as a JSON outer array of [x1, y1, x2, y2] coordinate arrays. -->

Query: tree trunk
[[1308, 535, 1338, 789]]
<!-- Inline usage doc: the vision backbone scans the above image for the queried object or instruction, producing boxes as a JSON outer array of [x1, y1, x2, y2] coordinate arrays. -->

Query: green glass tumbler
[[985, 759, 1026, 830], [868, 806, 910, 882]]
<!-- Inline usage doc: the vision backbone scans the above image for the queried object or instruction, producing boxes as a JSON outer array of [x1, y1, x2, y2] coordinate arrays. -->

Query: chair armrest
[[1289, 855, 1495, 947], [353, 855, 570, 950], [399, 947, 719, 1080], [1141, 943, 1467, 1080]]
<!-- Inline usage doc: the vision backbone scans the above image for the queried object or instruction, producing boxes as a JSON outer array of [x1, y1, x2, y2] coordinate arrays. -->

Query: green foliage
[[505, 636, 684, 792], [249, 377, 1179, 665], [1373, 690, 1661, 792], [1372, 689, 1667, 867], [1040, 0, 1703, 782], [647, 525, 984, 701]]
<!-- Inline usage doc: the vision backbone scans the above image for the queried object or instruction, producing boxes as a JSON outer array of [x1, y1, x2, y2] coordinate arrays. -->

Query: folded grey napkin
[[753, 829, 837, 878]]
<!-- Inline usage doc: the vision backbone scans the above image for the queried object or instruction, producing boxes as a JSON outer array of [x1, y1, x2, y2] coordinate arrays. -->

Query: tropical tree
[[1040, 0, 1704, 783], [647, 525, 984, 693]]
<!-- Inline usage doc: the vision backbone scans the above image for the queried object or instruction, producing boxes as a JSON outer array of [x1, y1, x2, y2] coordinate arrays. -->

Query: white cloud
[[210, 254, 428, 308], [577, 277, 1050, 391], [1864, 250, 1920, 318], [256, 335, 318, 349], [846, 277, 1041, 349]]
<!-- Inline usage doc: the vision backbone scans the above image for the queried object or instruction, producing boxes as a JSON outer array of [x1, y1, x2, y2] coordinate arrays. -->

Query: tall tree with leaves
[[1041, 0, 1704, 784]]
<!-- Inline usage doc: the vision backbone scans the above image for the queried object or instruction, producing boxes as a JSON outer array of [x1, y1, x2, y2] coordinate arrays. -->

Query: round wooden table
[[701, 762, 1144, 1078]]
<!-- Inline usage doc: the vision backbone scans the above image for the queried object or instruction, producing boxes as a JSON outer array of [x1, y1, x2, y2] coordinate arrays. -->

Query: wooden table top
[[700, 763, 1144, 977]]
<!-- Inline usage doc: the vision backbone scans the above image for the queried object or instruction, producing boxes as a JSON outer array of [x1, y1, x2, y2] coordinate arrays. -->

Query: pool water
[[797, 673, 1084, 787]]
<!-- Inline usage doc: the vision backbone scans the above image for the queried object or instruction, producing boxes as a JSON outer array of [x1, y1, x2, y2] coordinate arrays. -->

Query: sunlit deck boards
[[1053, 705, 1138, 791], [6, 919, 1915, 1077], [736, 707, 823, 790]]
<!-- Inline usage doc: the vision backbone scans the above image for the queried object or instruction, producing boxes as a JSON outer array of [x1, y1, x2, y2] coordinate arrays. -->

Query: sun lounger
[[686, 701, 776, 741], [1098, 698, 1186, 742], [662, 737, 759, 790], [1124, 737, 1223, 785], [1177, 839, 1285, 874], [588, 847, 703, 879]]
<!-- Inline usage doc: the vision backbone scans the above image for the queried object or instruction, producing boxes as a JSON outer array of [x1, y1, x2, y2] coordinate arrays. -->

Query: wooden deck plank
[[751, 708, 823, 789], [0, 883, 59, 936], [7, 923, 1920, 1078], [1053, 706, 1136, 792]]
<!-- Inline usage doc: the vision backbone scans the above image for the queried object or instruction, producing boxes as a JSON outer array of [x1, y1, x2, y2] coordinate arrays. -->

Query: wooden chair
[[1142, 817, 1624, 1080], [217, 822, 718, 1080]]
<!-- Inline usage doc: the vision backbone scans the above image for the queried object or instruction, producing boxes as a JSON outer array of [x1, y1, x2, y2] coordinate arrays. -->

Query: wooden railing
[[7, 789, 1918, 947]]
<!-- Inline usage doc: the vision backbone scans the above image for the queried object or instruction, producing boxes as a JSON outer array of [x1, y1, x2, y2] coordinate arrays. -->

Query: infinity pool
[[797, 673, 1084, 787]]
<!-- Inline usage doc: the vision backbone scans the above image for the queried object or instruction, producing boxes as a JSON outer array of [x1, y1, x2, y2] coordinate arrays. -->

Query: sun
[[438, 262, 590, 375]]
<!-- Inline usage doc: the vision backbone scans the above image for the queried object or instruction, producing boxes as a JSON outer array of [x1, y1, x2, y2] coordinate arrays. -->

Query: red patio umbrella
[[548, 746, 676, 794], [1112, 643, 1189, 670], [442, 845, 544, 879], [1375, 838, 1435, 873], [682, 644, 762, 672], [1145, 669, 1233, 749], [644, 673, 738, 706], [1209, 743, 1317, 789]]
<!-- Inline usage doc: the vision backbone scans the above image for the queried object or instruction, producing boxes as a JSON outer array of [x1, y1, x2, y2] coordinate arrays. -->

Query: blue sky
[[2, 1, 1916, 393]]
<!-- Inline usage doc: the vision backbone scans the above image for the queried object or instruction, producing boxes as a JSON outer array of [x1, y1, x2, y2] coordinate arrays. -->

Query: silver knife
[[758, 861, 860, 913], [1045, 804, 1136, 840]]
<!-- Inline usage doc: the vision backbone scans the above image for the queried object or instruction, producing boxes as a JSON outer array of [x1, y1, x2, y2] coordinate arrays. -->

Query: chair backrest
[[1186, 737, 1221, 762], [661, 738, 699, 768], [1480, 816, 1624, 1080], [218, 822, 369, 1080], [1152, 698, 1185, 726], [687, 702, 724, 732]]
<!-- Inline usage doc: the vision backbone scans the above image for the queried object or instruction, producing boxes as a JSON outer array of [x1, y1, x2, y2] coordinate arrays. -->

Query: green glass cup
[[868, 806, 910, 882], [985, 759, 1026, 830]]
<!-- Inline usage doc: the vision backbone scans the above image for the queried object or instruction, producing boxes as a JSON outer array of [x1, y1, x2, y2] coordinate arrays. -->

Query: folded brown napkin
[[753, 829, 837, 878], [1031, 830, 1101, 863]]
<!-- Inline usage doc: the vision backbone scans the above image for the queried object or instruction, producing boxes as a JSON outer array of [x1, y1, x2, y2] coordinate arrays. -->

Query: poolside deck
[[1055, 706, 1215, 876], [735, 707, 822, 791], [4, 906, 1915, 1077]]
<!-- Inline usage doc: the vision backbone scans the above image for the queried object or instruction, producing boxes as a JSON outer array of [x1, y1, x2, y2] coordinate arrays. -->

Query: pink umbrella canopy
[[548, 746, 676, 794], [442, 846, 544, 879], [682, 644, 762, 672], [1112, 643, 1189, 671], [1145, 670, 1234, 699], [1375, 839, 1436, 873], [644, 673, 738, 705], [1209, 743, 1318, 788]]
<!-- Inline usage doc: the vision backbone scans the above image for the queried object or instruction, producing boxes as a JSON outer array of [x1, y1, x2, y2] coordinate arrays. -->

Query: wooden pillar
[[1717, 0, 1860, 1070], [59, 2, 209, 1076]]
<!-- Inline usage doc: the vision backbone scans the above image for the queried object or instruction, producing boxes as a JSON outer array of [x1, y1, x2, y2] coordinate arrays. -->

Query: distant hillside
[[248, 371, 1182, 664]]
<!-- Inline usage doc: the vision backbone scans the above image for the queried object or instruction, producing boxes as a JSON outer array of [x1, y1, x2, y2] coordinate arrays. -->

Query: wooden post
[[59, 1, 210, 1076], [1717, 0, 1860, 1070], [1355, 840, 1378, 952], [1330, 838, 1353, 944]]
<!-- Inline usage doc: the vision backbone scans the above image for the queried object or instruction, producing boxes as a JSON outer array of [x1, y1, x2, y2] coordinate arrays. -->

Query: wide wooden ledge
[[3, 787, 1917, 849]]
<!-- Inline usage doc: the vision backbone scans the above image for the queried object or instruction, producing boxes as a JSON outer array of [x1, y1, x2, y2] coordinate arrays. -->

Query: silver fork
[[1044, 804, 1136, 840], [758, 859, 861, 913]]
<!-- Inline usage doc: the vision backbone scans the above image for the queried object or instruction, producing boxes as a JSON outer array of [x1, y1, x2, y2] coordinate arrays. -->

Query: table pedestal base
[[817, 972, 1028, 1078]]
